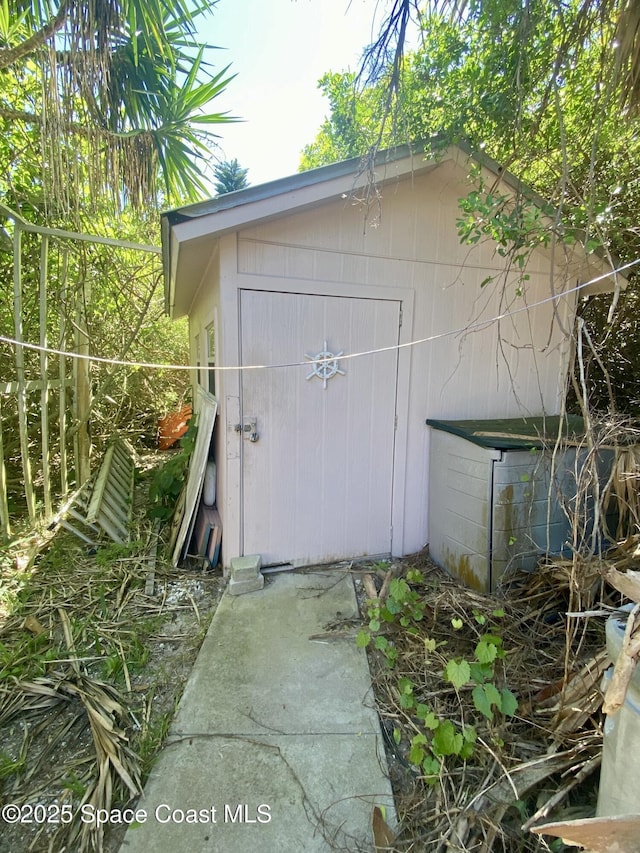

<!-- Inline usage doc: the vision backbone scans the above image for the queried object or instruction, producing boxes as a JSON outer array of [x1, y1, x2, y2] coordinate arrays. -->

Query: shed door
[[240, 289, 401, 566]]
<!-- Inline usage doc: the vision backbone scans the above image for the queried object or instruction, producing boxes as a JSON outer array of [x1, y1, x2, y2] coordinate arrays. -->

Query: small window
[[206, 323, 216, 396], [194, 333, 202, 387]]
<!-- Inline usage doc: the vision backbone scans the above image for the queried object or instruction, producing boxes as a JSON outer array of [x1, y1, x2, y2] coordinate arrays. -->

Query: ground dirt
[[0, 494, 624, 853], [0, 452, 225, 853], [0, 552, 223, 853]]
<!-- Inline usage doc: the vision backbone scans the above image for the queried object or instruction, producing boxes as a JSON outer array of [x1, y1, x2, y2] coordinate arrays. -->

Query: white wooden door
[[240, 289, 401, 565]]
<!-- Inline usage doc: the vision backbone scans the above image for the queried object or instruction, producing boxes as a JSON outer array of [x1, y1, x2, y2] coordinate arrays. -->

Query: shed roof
[[426, 415, 586, 450], [161, 141, 625, 319]]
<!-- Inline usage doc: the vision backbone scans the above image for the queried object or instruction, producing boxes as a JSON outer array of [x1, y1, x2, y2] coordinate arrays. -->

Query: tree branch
[[0, 104, 149, 144], [0, 1, 72, 71]]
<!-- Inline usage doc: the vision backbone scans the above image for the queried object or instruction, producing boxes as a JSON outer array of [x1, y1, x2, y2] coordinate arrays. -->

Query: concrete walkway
[[120, 569, 396, 853]]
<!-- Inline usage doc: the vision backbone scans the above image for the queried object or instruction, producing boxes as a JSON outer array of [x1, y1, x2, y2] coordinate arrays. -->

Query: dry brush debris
[[0, 485, 223, 853], [357, 540, 640, 853]]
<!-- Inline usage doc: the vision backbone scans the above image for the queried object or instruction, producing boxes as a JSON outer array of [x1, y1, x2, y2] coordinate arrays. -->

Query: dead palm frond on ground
[[0, 663, 141, 852], [0, 476, 222, 853]]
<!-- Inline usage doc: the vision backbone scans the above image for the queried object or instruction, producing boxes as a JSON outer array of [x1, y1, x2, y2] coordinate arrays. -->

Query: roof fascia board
[[166, 146, 444, 246], [163, 143, 428, 224], [165, 228, 182, 318], [161, 213, 174, 315], [162, 139, 627, 313]]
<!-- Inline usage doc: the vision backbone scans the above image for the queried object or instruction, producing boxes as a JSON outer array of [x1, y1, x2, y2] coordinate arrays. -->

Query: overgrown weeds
[[0, 466, 222, 852], [358, 548, 637, 852]]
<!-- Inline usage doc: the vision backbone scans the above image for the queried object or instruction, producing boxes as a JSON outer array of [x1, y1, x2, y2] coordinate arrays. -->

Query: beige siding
[[239, 289, 400, 565], [224, 159, 574, 556], [186, 246, 234, 564], [176, 154, 585, 566], [428, 431, 494, 591]]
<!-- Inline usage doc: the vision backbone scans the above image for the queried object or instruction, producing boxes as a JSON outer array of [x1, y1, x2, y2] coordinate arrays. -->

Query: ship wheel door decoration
[[304, 340, 345, 389]]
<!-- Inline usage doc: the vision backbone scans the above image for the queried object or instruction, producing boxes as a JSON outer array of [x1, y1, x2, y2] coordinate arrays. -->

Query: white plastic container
[[596, 605, 640, 817]]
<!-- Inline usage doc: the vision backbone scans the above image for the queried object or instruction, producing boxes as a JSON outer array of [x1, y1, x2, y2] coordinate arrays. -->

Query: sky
[[196, 0, 383, 188]]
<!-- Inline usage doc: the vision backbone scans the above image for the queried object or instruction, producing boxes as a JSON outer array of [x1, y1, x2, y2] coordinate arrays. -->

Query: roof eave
[[162, 140, 629, 317], [162, 144, 445, 317]]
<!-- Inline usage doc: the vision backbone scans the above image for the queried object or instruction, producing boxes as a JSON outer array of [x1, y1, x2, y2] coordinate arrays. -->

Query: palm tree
[[0, 0, 235, 210], [212, 159, 250, 195]]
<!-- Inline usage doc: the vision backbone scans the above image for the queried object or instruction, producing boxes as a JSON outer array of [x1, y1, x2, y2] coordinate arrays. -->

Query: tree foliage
[[0, 0, 235, 213], [0, 2, 234, 517], [212, 158, 250, 195], [301, 0, 640, 414]]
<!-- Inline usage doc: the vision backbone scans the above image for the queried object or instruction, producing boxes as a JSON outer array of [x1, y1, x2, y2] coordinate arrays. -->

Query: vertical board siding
[[185, 155, 585, 564], [233, 175, 573, 558], [239, 289, 400, 565], [491, 449, 580, 582], [428, 430, 492, 591]]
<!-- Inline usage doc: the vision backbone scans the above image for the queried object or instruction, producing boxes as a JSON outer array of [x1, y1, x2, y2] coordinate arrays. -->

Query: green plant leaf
[[444, 658, 471, 690], [398, 677, 415, 709], [432, 719, 463, 756], [409, 735, 427, 766], [451, 617, 463, 630], [475, 639, 498, 664], [386, 598, 402, 615], [355, 630, 370, 648], [470, 661, 494, 684], [406, 569, 424, 583], [423, 711, 440, 731], [416, 704, 440, 730], [399, 693, 415, 710], [463, 725, 477, 743], [500, 688, 519, 716], [389, 578, 409, 601], [472, 684, 497, 719], [422, 757, 439, 776], [460, 740, 475, 759], [484, 682, 502, 706], [409, 744, 425, 766]]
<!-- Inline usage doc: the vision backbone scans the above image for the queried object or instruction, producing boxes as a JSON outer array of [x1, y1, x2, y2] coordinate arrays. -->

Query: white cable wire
[[0, 258, 637, 373]]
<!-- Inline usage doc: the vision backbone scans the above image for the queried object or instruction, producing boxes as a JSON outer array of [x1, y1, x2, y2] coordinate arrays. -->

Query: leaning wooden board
[[189, 504, 222, 568], [171, 387, 218, 567], [49, 439, 135, 546]]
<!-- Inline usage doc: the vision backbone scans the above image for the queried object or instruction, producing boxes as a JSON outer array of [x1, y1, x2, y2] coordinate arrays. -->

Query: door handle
[[235, 418, 259, 442]]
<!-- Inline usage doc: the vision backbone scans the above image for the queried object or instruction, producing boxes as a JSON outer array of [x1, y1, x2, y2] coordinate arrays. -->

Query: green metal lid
[[425, 415, 585, 450]]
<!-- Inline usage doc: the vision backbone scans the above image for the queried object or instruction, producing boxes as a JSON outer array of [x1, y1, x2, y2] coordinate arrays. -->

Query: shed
[[161, 143, 620, 572], [426, 415, 605, 591]]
